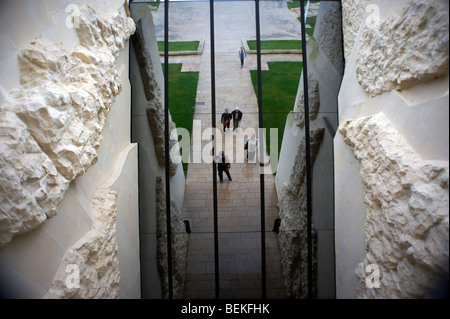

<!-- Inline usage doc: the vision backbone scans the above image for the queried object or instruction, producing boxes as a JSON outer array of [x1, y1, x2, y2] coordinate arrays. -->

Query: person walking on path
[[238, 46, 247, 68], [221, 108, 232, 134], [215, 151, 232, 183], [231, 106, 243, 131]]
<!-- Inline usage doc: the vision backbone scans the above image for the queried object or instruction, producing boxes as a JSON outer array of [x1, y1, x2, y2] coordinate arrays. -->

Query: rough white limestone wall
[[0, 111, 69, 245], [341, 0, 370, 62], [0, 6, 135, 246], [337, 0, 449, 298], [293, 70, 319, 128], [339, 113, 449, 298], [356, 0, 449, 97], [156, 177, 189, 299], [44, 189, 120, 299], [315, 1, 344, 74], [278, 128, 324, 298], [132, 18, 178, 177], [277, 0, 343, 299]]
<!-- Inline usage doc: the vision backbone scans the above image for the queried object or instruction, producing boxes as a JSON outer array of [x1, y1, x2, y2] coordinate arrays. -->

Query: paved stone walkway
[[153, 0, 302, 299]]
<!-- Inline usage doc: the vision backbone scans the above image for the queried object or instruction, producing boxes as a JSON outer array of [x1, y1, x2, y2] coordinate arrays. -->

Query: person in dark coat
[[238, 46, 247, 67], [221, 108, 232, 134], [231, 106, 243, 131], [215, 151, 232, 183]]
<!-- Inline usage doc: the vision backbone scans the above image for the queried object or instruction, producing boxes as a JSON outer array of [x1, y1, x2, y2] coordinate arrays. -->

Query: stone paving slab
[[180, 62, 201, 72]]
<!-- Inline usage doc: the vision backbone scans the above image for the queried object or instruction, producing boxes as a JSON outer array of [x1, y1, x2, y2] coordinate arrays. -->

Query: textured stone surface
[[156, 176, 189, 299], [315, 1, 344, 73], [293, 71, 319, 128], [356, 0, 449, 97], [0, 6, 135, 245], [132, 19, 162, 102], [341, 0, 370, 62], [44, 189, 120, 299], [12, 6, 135, 180], [146, 108, 178, 178], [277, 128, 324, 298], [0, 111, 69, 246], [339, 112, 449, 298], [133, 20, 178, 177]]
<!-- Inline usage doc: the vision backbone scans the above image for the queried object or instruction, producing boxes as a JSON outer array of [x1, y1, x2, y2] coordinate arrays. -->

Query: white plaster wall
[[102, 143, 139, 298], [0, 0, 127, 95], [334, 133, 367, 299], [336, 0, 449, 298], [339, 78, 449, 161], [339, 11, 449, 160], [0, 0, 140, 298]]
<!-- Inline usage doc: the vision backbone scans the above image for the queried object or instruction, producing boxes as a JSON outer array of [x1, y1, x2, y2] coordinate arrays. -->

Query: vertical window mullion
[[163, 0, 173, 300], [300, 0, 313, 299], [209, 0, 220, 300], [255, 0, 267, 299]]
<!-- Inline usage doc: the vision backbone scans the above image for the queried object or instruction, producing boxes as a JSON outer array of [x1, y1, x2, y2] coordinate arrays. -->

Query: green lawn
[[287, 0, 300, 9], [247, 40, 302, 51], [250, 62, 303, 168], [287, 0, 320, 10], [148, 2, 160, 9], [287, 0, 319, 37], [158, 41, 200, 52], [162, 63, 199, 174], [304, 15, 317, 37]]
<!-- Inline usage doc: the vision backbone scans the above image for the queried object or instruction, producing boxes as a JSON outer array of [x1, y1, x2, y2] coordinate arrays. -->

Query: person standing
[[221, 108, 232, 134], [215, 151, 232, 183], [238, 46, 247, 68], [245, 134, 258, 163], [231, 106, 243, 131]]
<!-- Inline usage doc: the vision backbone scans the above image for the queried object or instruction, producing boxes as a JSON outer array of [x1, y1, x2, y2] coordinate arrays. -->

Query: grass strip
[[158, 41, 200, 52], [247, 40, 302, 51], [162, 63, 199, 174], [148, 2, 160, 9], [250, 61, 303, 172], [287, 0, 320, 10]]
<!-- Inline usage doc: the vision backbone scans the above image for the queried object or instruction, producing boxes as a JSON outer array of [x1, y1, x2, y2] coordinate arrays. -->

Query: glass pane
[[131, 0, 342, 299]]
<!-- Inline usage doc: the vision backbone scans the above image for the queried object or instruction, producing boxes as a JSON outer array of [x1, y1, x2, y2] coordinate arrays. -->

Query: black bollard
[[272, 218, 281, 234], [183, 220, 191, 234]]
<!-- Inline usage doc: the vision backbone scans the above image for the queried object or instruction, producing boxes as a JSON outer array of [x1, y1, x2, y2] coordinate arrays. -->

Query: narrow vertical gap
[[163, 0, 173, 300], [255, 0, 266, 299], [209, 0, 220, 300], [334, 0, 344, 299], [300, 0, 313, 299]]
